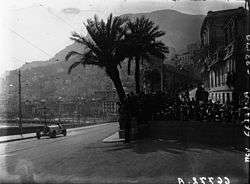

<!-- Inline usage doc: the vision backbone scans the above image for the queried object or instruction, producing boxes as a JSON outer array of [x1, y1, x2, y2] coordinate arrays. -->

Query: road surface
[[0, 122, 118, 183], [0, 122, 248, 184]]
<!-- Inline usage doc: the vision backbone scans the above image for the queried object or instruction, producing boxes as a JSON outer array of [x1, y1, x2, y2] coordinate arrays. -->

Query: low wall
[[148, 121, 245, 146], [0, 120, 114, 136], [0, 125, 44, 136]]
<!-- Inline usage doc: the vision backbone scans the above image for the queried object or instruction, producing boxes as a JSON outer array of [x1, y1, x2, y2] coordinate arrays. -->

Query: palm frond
[[125, 16, 168, 59], [65, 51, 83, 61], [151, 30, 165, 39], [70, 32, 102, 56], [106, 14, 113, 37], [68, 13, 128, 73], [82, 50, 103, 67], [68, 61, 82, 74]]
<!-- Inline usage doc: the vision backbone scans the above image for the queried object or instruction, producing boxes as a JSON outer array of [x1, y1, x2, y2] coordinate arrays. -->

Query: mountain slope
[[122, 9, 204, 52], [2, 9, 204, 101], [21, 8, 205, 69]]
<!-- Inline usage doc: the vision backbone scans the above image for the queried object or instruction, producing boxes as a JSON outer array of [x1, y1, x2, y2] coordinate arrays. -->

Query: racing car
[[36, 123, 67, 139]]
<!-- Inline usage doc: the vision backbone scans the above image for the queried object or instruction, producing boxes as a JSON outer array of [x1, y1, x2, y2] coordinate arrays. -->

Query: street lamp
[[18, 70, 23, 135], [9, 69, 23, 136], [160, 59, 164, 92], [57, 97, 63, 122]]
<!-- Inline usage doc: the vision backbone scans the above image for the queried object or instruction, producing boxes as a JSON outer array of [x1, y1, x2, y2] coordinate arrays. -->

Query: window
[[225, 30, 228, 45], [227, 93, 230, 102], [224, 69, 227, 85], [218, 69, 220, 86], [220, 67, 223, 86], [214, 70, 216, 87], [232, 60, 235, 72], [226, 60, 230, 72], [229, 59, 233, 72], [228, 25, 233, 43], [210, 72, 212, 88], [217, 70, 220, 87], [213, 71, 216, 87], [221, 67, 224, 85]]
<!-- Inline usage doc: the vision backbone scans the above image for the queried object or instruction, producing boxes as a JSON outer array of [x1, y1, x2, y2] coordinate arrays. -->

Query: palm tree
[[125, 16, 168, 93], [65, 14, 127, 103]]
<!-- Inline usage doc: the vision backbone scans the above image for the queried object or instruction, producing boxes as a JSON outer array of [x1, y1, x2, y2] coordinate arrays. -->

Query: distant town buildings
[[177, 52, 192, 66], [164, 47, 177, 65], [93, 89, 119, 115], [200, 7, 247, 104], [177, 42, 200, 68]]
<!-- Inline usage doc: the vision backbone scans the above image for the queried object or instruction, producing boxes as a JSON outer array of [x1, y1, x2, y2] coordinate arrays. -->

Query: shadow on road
[[100, 138, 244, 155]]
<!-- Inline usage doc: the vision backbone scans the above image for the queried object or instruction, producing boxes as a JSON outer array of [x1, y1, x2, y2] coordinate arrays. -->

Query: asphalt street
[[0, 122, 248, 184]]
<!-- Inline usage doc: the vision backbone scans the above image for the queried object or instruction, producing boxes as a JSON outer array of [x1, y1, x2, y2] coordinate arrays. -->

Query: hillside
[[122, 9, 204, 52], [20, 9, 205, 69], [1, 9, 204, 102]]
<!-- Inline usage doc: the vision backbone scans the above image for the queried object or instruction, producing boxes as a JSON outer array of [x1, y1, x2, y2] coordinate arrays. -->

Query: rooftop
[[200, 7, 247, 35]]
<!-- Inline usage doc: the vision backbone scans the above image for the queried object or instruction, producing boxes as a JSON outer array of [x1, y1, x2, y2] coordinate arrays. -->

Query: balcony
[[207, 46, 227, 69], [223, 42, 234, 60]]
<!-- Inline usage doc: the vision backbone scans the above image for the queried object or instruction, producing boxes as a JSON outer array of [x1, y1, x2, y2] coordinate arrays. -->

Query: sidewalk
[[0, 133, 35, 143], [0, 122, 116, 144]]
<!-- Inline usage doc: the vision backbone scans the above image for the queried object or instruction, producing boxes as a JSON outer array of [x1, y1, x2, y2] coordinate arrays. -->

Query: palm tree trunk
[[106, 67, 126, 103], [135, 56, 140, 94]]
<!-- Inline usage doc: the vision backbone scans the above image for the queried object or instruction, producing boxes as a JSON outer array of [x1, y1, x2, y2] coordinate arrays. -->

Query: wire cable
[[39, 4, 78, 31], [7, 27, 53, 57], [12, 56, 24, 63], [7, 4, 41, 12]]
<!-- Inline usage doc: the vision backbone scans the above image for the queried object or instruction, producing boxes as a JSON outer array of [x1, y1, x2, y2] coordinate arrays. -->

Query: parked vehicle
[[36, 123, 67, 139]]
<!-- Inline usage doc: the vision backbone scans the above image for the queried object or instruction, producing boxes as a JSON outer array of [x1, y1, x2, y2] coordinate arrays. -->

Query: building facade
[[177, 52, 192, 66], [93, 90, 118, 115], [200, 7, 247, 104]]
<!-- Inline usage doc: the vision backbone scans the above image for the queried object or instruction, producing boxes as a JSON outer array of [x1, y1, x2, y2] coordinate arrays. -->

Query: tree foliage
[[124, 16, 168, 93], [66, 14, 128, 102], [65, 14, 169, 100]]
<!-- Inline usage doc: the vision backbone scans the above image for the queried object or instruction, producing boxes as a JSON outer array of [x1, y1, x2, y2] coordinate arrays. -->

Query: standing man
[[203, 89, 209, 104], [195, 84, 203, 103]]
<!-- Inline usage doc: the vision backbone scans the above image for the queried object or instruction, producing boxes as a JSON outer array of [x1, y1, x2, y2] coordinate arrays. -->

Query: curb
[[102, 132, 125, 143], [0, 135, 36, 144], [0, 122, 118, 144]]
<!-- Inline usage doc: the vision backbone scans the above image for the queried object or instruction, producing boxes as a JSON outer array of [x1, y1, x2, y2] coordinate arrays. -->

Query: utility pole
[[160, 59, 164, 91], [18, 69, 23, 136]]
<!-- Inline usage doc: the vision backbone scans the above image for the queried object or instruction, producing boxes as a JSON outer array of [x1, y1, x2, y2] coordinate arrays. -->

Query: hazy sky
[[0, 0, 245, 75]]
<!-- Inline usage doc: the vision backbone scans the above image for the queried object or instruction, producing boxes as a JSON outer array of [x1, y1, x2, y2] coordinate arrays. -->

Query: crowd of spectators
[[118, 86, 248, 143], [119, 88, 246, 129]]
